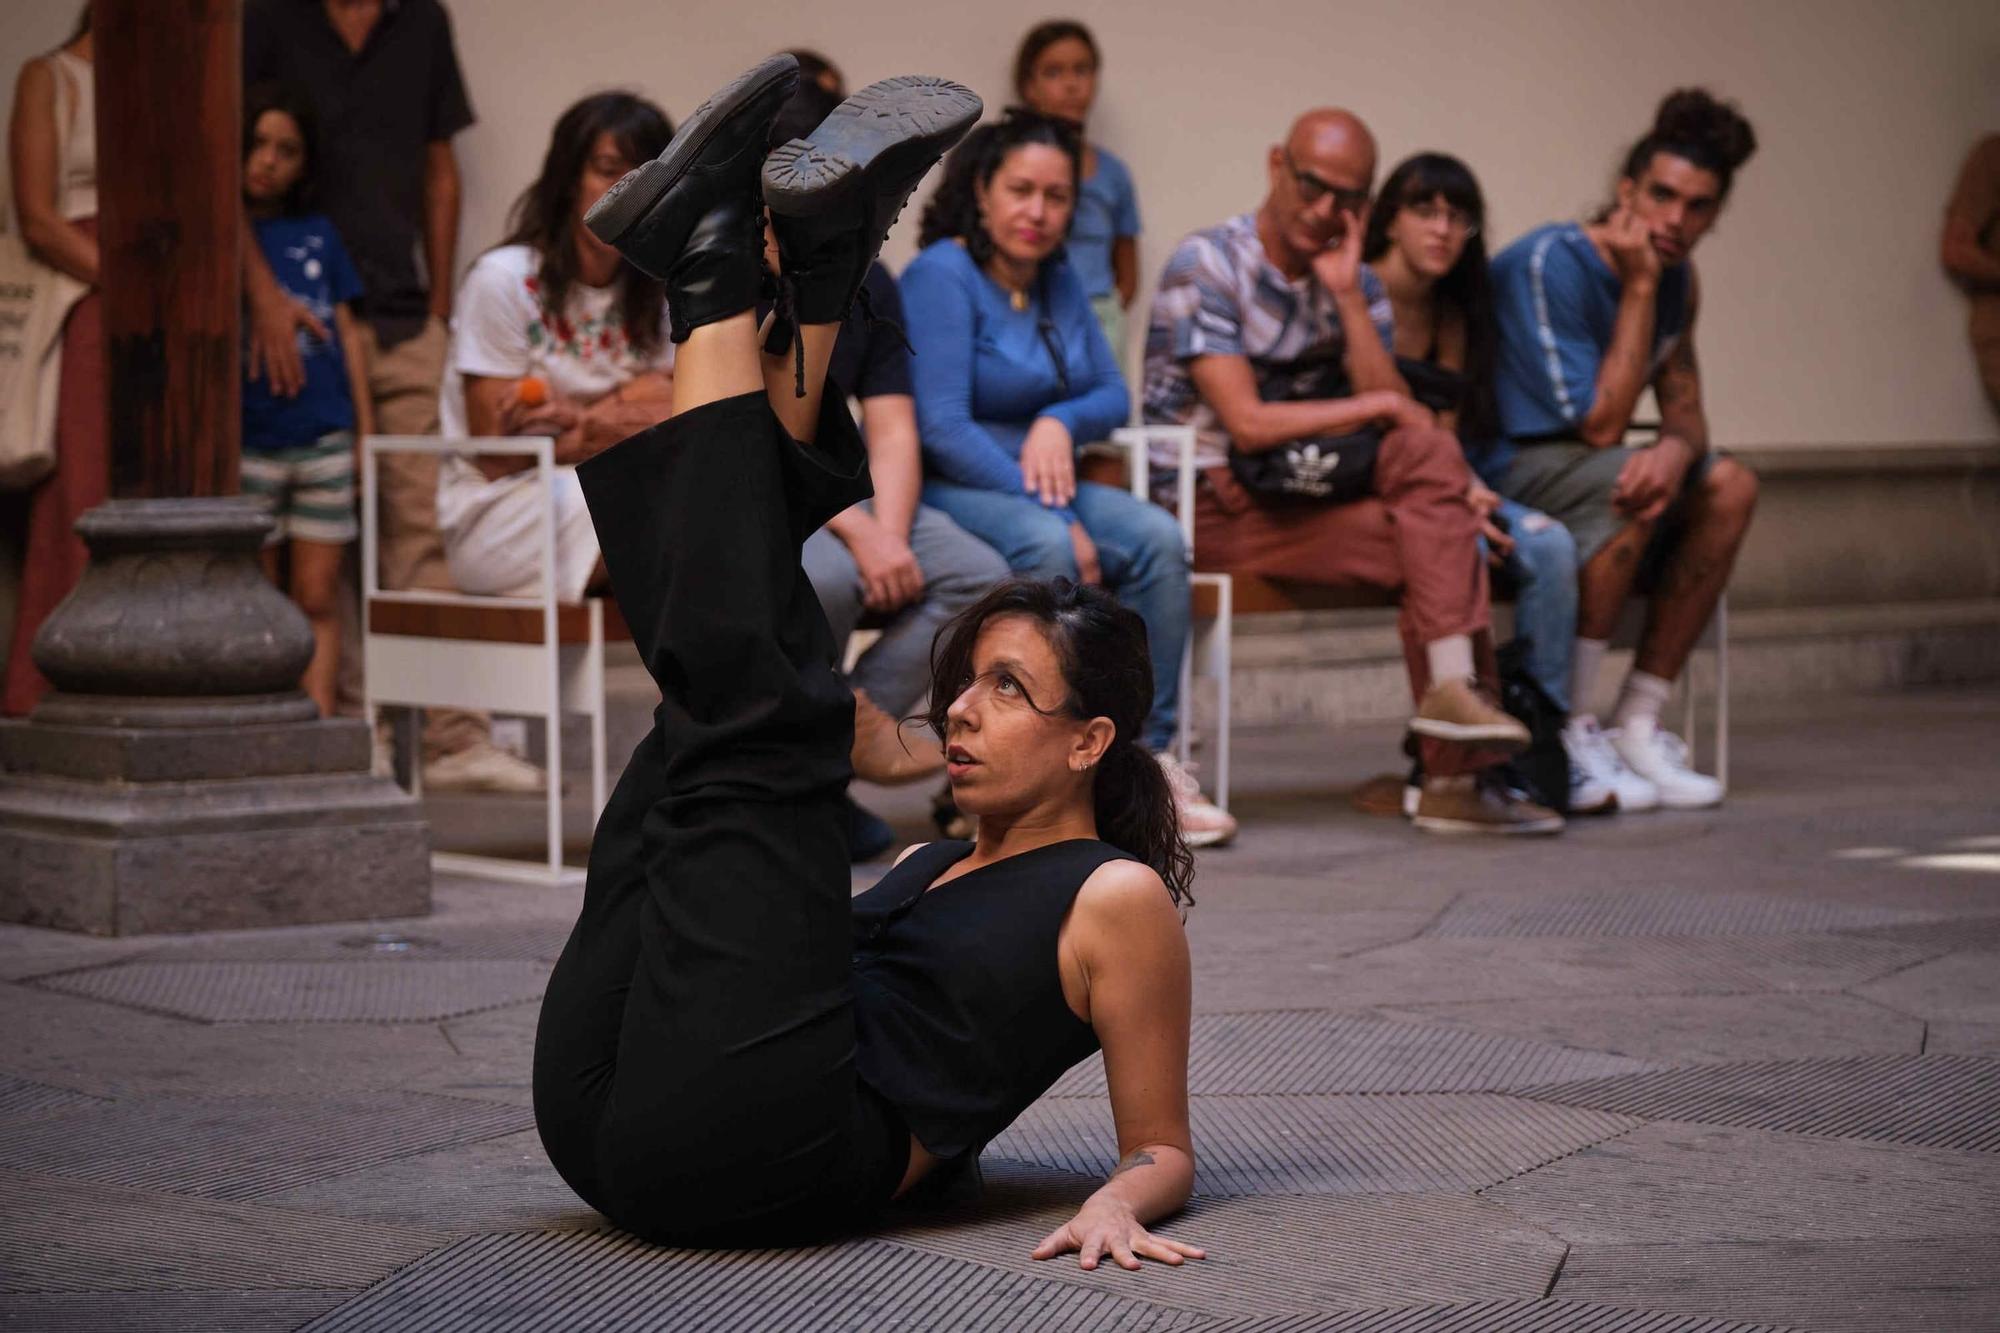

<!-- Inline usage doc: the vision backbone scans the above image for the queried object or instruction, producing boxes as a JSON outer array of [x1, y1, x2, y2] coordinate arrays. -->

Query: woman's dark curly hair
[[917, 110, 1082, 268], [924, 577, 1195, 909], [1363, 152, 1500, 443], [502, 91, 674, 355], [1619, 88, 1758, 201]]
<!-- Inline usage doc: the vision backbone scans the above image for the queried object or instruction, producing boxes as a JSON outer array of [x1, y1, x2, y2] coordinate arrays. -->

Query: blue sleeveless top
[[850, 837, 1133, 1163]]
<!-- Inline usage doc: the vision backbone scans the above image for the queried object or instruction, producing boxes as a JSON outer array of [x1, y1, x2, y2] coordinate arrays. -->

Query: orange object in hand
[[514, 375, 549, 408]]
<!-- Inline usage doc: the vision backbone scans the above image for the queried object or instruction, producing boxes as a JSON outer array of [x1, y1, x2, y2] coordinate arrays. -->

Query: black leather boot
[[584, 54, 799, 341], [763, 76, 982, 340]]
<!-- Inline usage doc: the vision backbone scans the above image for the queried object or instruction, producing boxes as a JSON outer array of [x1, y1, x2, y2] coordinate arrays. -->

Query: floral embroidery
[[523, 274, 638, 365]]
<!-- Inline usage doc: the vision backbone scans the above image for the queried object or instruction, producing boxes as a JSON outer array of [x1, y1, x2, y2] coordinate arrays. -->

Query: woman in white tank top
[[3, 8, 104, 717]]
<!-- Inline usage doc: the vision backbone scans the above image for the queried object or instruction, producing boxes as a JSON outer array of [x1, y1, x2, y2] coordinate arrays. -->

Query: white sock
[[1613, 670, 1674, 730], [1425, 634, 1475, 686], [1569, 637, 1609, 718]]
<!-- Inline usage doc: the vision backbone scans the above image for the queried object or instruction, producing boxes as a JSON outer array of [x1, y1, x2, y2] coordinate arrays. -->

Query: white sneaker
[[1154, 751, 1238, 849], [1568, 763, 1617, 816], [422, 741, 550, 795], [1564, 716, 1659, 813], [1609, 718, 1724, 809]]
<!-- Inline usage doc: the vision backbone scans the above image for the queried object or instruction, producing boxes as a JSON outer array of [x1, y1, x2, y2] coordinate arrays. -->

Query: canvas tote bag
[[0, 54, 89, 490]]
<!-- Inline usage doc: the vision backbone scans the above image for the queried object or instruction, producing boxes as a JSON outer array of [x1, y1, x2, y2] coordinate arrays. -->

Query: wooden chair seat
[[367, 596, 632, 645]]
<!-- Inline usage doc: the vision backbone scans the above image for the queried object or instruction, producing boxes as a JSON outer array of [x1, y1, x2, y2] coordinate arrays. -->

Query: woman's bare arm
[[7, 57, 96, 284], [1033, 860, 1205, 1271]]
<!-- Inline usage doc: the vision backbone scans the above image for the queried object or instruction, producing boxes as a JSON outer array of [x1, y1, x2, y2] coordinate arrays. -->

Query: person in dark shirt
[[243, 0, 541, 793], [533, 57, 1202, 1265], [762, 79, 1010, 861]]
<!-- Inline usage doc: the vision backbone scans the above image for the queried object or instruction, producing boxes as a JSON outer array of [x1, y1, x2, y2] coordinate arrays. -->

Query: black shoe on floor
[[843, 794, 897, 863], [585, 54, 800, 340], [763, 76, 981, 332]]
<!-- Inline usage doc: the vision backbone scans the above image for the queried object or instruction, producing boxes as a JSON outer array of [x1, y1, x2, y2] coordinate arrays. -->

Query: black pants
[[533, 391, 909, 1246]]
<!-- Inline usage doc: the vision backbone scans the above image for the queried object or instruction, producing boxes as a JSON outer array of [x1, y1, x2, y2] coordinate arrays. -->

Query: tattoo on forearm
[[1111, 1149, 1156, 1178]]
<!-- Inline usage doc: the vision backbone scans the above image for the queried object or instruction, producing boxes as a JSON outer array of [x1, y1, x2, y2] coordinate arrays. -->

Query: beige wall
[[8, 0, 1999, 447]]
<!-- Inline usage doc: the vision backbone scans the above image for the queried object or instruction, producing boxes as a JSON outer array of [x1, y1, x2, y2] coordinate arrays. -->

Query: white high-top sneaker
[[1609, 717, 1724, 809], [1563, 717, 1659, 814]]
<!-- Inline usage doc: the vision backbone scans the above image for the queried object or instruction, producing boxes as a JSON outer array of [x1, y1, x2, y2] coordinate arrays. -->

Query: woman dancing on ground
[[532, 55, 1204, 1272]]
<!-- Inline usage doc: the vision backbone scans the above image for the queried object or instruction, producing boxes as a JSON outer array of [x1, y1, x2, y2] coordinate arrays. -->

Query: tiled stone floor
[[1, 686, 1997, 1331]]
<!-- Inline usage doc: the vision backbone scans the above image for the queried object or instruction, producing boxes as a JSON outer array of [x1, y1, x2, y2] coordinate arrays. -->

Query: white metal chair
[[1085, 424, 1233, 812], [360, 435, 612, 884]]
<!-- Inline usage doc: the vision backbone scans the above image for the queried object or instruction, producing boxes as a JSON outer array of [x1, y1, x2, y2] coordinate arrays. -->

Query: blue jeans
[[1490, 497, 1578, 713], [922, 479, 1188, 750]]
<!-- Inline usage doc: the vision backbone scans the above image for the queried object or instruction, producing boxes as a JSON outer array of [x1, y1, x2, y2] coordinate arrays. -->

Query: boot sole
[[1413, 814, 1566, 836], [762, 76, 982, 216], [585, 54, 800, 247], [1408, 716, 1532, 751]]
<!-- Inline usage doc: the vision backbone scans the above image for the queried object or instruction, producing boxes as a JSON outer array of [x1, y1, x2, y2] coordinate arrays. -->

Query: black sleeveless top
[[850, 838, 1131, 1163]]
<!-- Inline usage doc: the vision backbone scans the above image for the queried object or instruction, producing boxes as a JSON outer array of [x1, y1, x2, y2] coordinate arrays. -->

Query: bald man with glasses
[[1142, 109, 1558, 836]]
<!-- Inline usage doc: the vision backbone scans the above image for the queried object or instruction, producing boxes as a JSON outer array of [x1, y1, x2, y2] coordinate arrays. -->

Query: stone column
[[0, 0, 428, 934]]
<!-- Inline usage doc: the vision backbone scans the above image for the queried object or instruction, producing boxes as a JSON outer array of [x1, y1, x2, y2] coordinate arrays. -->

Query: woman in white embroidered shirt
[[437, 92, 680, 602]]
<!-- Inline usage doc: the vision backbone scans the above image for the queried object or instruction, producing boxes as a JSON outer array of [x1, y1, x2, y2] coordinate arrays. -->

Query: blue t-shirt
[[1066, 146, 1141, 301], [243, 213, 365, 450], [1488, 220, 1690, 478], [900, 239, 1130, 525]]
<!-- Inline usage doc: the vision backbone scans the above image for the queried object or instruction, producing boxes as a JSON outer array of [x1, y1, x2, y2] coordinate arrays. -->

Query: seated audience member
[[762, 80, 1012, 860], [1488, 89, 1759, 810], [902, 110, 1235, 848], [1364, 153, 1605, 814], [1942, 134, 2000, 409], [1144, 109, 1554, 836], [239, 83, 372, 719], [438, 93, 678, 603], [1014, 19, 1141, 368]]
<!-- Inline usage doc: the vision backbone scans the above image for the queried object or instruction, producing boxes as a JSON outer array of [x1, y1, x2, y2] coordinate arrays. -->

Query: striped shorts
[[240, 431, 358, 546]]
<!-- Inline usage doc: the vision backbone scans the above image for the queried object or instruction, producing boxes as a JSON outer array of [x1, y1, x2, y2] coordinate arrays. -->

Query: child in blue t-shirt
[[241, 82, 372, 717]]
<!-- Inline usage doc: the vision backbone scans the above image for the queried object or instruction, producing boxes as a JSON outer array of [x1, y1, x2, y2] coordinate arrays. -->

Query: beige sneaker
[[422, 741, 550, 795], [1412, 774, 1564, 835], [1155, 751, 1238, 849], [1411, 678, 1531, 750], [851, 689, 946, 785]]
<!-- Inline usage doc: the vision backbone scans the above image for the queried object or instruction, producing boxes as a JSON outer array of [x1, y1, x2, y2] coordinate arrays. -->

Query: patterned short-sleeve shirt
[[1142, 211, 1394, 478]]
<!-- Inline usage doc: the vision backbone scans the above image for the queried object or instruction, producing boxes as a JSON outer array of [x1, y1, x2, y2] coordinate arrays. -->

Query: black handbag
[[1225, 351, 1466, 504]]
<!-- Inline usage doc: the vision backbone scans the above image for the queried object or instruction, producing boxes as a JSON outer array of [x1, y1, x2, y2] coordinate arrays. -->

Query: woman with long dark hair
[[903, 110, 1234, 848], [1363, 153, 1596, 812], [434, 91, 678, 603], [533, 57, 1205, 1266]]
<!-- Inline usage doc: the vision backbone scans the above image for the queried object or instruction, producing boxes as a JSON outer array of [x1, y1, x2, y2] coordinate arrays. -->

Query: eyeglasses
[[1283, 150, 1370, 214], [1405, 199, 1480, 238]]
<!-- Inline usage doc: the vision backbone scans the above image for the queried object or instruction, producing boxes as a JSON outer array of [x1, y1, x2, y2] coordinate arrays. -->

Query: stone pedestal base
[[0, 715, 430, 936], [0, 496, 431, 935]]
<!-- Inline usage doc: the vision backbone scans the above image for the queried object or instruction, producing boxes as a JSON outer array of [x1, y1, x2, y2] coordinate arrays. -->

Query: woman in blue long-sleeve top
[[903, 110, 1233, 847]]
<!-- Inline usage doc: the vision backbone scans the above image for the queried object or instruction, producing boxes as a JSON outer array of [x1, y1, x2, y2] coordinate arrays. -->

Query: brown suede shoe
[[1412, 774, 1564, 836], [851, 690, 945, 785], [1411, 678, 1531, 751]]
